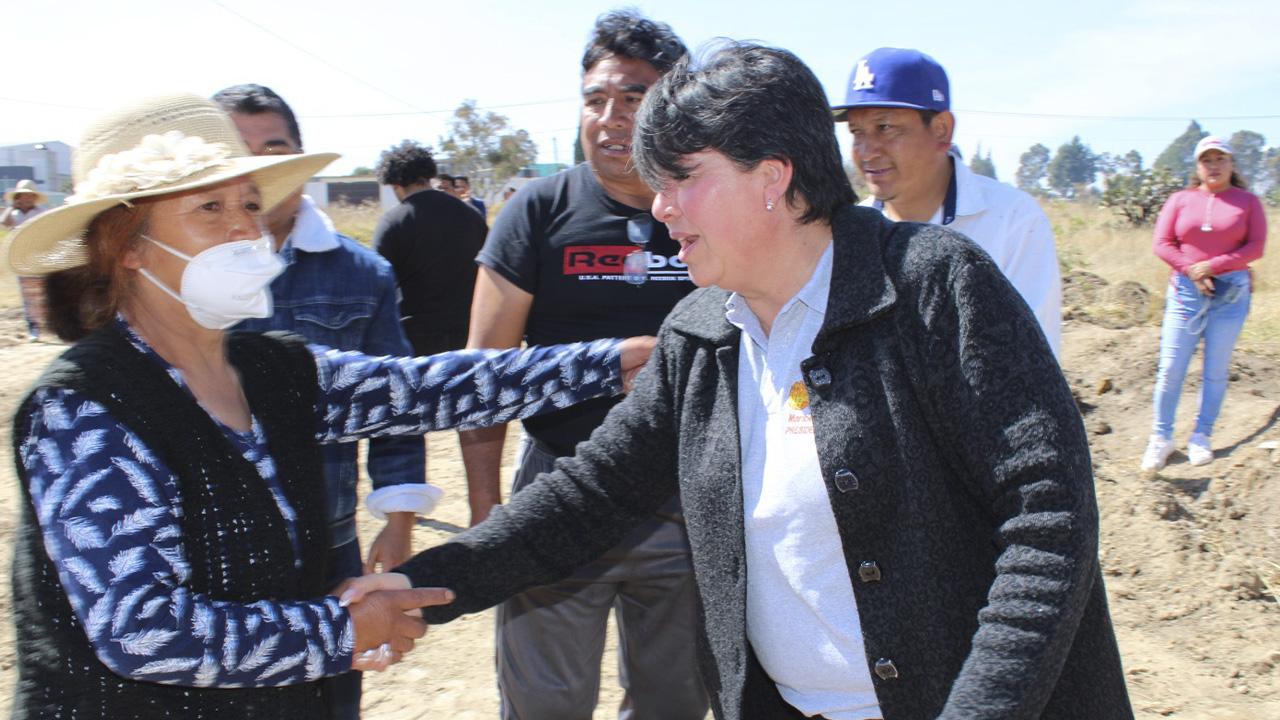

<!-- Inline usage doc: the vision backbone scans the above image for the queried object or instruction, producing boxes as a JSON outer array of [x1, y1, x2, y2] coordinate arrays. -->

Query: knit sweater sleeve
[[909, 238, 1100, 719], [19, 387, 353, 687], [311, 340, 623, 441], [394, 327, 683, 620]]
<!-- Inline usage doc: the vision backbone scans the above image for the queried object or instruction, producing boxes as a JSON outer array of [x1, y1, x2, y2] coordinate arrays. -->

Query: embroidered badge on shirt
[[786, 382, 814, 435], [788, 382, 809, 410]]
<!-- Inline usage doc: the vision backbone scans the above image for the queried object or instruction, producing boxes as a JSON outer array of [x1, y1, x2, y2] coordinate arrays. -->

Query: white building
[[0, 141, 73, 204]]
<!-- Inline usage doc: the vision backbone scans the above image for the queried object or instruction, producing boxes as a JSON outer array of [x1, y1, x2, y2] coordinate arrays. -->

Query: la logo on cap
[[851, 59, 875, 90]]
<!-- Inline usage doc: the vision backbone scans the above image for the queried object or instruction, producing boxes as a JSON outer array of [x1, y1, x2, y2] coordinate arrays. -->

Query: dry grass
[[1047, 200, 1280, 355], [325, 201, 384, 247]]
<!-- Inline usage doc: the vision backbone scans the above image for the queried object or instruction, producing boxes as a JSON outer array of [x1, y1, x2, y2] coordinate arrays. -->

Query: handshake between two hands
[[331, 573, 454, 673]]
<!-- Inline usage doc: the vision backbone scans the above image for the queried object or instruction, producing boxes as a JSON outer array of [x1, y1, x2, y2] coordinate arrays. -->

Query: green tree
[[1154, 120, 1207, 181], [1119, 149, 1143, 175], [351, 166, 375, 177], [439, 99, 539, 197], [968, 143, 997, 180], [1227, 130, 1266, 188], [1048, 136, 1096, 198], [1099, 166, 1182, 227], [1262, 147, 1280, 202], [1096, 150, 1142, 178], [1016, 143, 1051, 196]]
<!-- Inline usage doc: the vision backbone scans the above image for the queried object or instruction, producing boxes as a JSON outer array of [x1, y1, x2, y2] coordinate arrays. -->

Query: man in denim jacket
[[214, 84, 438, 720]]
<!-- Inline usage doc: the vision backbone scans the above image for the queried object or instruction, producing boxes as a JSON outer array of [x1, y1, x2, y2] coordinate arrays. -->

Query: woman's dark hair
[[376, 140, 438, 187], [44, 202, 151, 342], [633, 41, 856, 224], [582, 9, 687, 74]]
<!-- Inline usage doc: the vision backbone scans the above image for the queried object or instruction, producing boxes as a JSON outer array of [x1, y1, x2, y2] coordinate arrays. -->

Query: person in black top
[[457, 9, 708, 720], [373, 140, 488, 356]]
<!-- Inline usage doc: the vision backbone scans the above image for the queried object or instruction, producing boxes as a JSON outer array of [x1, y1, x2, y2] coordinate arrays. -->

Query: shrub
[[1099, 168, 1182, 227]]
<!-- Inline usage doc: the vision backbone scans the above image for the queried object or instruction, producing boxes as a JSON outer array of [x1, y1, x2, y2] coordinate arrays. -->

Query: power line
[[0, 95, 97, 111], [302, 98, 579, 119], [207, 0, 424, 112], [958, 109, 1280, 122]]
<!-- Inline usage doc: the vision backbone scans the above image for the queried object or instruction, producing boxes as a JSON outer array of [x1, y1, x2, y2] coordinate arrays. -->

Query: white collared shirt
[[283, 195, 341, 253], [728, 244, 883, 720], [864, 159, 1062, 357]]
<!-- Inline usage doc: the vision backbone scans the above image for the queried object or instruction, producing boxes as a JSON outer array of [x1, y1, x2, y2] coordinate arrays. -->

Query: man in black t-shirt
[[460, 10, 708, 720], [373, 141, 488, 356]]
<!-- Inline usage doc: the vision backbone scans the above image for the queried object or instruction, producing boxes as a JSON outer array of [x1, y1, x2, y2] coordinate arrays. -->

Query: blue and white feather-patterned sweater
[[13, 316, 623, 702]]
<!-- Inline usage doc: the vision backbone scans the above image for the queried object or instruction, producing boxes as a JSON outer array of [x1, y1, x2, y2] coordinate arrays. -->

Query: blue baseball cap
[[832, 47, 950, 121]]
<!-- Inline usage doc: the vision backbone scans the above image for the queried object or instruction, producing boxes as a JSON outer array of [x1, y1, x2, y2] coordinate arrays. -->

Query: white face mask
[[138, 235, 285, 330]]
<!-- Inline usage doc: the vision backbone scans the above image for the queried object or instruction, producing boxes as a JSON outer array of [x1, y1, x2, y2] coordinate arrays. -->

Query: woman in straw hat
[[6, 92, 649, 718], [1140, 136, 1268, 473], [3, 178, 52, 339], [1, 179, 49, 228]]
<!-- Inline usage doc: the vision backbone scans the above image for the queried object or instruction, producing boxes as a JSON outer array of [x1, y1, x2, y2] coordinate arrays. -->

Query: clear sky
[[6, 0, 1279, 188]]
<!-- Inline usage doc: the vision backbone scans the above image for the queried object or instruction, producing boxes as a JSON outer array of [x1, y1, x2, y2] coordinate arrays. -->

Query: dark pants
[[323, 540, 363, 719], [495, 438, 708, 720], [405, 328, 469, 357]]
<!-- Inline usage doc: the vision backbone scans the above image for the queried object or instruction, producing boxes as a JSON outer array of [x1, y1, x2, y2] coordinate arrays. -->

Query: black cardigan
[[400, 204, 1133, 720]]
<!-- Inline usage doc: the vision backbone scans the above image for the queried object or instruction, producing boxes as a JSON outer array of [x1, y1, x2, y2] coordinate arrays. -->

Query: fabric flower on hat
[[68, 131, 230, 204]]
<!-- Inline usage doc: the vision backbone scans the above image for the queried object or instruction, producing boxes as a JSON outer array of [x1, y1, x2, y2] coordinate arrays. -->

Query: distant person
[[1142, 136, 1267, 472], [832, 47, 1062, 356], [373, 141, 488, 356], [503, 185, 518, 201], [348, 40, 1131, 720], [3, 179, 50, 339], [455, 9, 708, 720], [454, 175, 486, 217], [2, 179, 47, 228], [434, 172, 457, 195], [213, 83, 439, 719]]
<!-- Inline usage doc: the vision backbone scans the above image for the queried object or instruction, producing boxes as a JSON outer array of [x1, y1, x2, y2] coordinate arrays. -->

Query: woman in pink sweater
[[1142, 136, 1267, 472]]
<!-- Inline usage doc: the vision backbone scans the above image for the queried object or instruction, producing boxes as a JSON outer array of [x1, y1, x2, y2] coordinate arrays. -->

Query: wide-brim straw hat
[[6, 92, 338, 276], [4, 179, 50, 205]]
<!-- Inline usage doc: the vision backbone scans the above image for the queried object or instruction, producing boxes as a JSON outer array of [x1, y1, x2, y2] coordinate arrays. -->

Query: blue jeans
[[1152, 270, 1251, 439]]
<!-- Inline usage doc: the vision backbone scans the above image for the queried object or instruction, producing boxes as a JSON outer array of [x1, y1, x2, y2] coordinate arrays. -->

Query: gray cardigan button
[[874, 658, 899, 680], [806, 366, 832, 390], [858, 561, 882, 582], [834, 468, 859, 492]]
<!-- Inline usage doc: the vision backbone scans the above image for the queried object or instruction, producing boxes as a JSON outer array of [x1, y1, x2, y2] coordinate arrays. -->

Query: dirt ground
[[0, 299, 1275, 719]]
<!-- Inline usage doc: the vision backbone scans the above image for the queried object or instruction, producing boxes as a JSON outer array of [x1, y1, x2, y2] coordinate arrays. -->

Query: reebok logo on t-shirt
[[563, 246, 688, 281]]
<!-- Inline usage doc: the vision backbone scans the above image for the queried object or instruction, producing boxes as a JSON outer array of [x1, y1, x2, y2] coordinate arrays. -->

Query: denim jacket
[[236, 197, 428, 548]]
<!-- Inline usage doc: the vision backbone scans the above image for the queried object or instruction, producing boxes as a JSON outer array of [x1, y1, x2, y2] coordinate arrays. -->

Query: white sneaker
[[1187, 433, 1213, 466], [1141, 435, 1175, 472]]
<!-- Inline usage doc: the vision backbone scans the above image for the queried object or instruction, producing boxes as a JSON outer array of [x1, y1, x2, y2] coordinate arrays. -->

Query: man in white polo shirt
[[833, 47, 1062, 357]]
